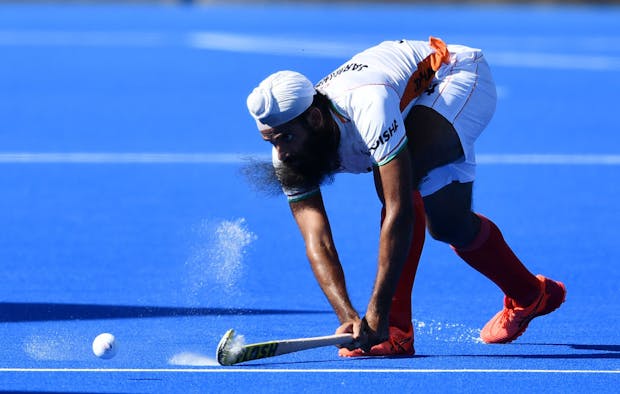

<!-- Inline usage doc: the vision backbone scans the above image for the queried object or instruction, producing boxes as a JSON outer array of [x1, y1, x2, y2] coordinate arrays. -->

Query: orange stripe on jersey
[[330, 102, 349, 123], [399, 36, 451, 112]]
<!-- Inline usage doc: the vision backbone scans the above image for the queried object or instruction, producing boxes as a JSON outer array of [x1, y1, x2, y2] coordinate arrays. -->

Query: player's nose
[[276, 146, 291, 162]]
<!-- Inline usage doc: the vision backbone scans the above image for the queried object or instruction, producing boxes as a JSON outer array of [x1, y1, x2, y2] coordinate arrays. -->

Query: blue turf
[[0, 2, 619, 392]]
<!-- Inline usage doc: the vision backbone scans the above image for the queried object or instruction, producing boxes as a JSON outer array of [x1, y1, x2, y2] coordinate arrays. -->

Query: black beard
[[241, 126, 340, 197], [275, 126, 340, 192], [239, 157, 282, 197]]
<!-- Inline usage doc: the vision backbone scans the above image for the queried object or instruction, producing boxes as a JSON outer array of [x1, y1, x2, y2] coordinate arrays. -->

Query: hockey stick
[[216, 329, 354, 366]]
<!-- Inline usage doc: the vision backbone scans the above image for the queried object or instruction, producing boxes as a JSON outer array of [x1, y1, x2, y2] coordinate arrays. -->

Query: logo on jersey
[[369, 119, 399, 153], [316, 63, 369, 88]]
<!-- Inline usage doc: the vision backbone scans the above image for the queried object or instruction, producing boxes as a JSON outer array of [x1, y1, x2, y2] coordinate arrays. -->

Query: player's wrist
[[366, 295, 391, 320], [363, 308, 389, 332], [336, 309, 360, 324]]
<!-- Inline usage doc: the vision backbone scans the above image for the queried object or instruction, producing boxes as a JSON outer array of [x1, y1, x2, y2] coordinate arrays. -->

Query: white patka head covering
[[247, 70, 315, 130]]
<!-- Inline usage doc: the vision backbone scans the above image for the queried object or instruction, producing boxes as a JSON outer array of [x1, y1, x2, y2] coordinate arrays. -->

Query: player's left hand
[[336, 316, 388, 352], [356, 316, 389, 352]]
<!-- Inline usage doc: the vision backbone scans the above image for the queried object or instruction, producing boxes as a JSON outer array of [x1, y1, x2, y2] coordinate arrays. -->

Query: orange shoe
[[338, 324, 414, 357], [481, 275, 566, 344]]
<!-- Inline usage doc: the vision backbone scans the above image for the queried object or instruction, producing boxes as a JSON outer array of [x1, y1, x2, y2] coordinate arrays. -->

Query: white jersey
[[278, 37, 474, 202]]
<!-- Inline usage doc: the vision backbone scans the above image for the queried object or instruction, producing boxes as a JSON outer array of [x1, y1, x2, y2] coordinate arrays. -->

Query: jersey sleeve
[[350, 84, 408, 166]]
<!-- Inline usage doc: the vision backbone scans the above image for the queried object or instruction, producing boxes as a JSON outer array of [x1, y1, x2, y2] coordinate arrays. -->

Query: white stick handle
[[273, 333, 354, 356], [217, 330, 353, 365]]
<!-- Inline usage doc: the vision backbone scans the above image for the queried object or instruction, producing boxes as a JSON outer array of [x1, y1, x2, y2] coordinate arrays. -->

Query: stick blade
[[216, 329, 236, 366]]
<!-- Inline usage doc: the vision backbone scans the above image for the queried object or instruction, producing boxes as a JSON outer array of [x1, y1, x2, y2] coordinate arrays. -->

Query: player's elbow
[[383, 202, 415, 237], [305, 238, 338, 263]]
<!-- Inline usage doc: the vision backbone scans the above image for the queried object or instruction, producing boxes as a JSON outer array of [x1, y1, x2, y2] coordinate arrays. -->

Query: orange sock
[[385, 191, 425, 331], [452, 214, 540, 306]]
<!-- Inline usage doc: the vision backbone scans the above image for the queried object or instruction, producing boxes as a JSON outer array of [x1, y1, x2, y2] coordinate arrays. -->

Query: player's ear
[[305, 106, 324, 130]]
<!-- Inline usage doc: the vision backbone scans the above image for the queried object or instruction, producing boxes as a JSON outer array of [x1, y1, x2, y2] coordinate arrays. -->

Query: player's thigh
[[423, 181, 479, 246], [404, 105, 464, 185]]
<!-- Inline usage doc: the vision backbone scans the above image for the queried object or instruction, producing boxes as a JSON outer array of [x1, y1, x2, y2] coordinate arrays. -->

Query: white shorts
[[406, 47, 497, 197]]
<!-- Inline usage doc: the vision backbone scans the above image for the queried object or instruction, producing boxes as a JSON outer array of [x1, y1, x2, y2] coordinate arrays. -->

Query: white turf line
[[0, 152, 262, 164], [188, 32, 620, 72], [0, 153, 619, 165], [0, 368, 618, 374], [1, 30, 620, 71]]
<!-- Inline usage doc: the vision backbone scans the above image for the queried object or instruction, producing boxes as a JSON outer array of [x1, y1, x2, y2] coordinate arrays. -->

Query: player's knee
[[426, 213, 479, 246], [426, 221, 459, 244]]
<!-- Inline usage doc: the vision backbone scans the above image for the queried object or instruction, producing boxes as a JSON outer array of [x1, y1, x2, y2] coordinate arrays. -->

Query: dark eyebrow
[[260, 129, 278, 139], [261, 128, 290, 140]]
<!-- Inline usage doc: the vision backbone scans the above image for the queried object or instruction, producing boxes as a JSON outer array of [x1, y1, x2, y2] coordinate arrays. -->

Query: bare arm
[[289, 192, 359, 324], [363, 147, 415, 346]]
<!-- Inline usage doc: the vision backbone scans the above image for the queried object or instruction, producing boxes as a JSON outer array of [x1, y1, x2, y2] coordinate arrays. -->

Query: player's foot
[[480, 274, 566, 344], [338, 324, 414, 357]]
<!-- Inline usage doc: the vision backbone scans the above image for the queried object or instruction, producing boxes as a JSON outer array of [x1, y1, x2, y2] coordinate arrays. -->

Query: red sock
[[385, 191, 426, 331], [452, 214, 540, 306]]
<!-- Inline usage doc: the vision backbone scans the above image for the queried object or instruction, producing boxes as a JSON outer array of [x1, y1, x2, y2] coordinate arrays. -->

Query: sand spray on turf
[[171, 218, 255, 365], [184, 217, 257, 303], [168, 351, 220, 366], [168, 333, 246, 366], [23, 330, 85, 361], [414, 319, 483, 343]]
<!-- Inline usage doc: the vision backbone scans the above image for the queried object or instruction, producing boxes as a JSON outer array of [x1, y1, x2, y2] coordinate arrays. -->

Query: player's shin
[[452, 213, 540, 307]]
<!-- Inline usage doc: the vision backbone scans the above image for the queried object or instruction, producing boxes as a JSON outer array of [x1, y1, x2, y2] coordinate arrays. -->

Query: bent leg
[[423, 181, 540, 307]]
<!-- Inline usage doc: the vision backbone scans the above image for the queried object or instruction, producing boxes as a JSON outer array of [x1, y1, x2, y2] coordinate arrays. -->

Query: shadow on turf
[[245, 354, 428, 367], [243, 344, 620, 365], [0, 302, 331, 322], [431, 343, 620, 360], [480, 352, 620, 359], [0, 392, 129, 394], [506, 342, 620, 359]]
